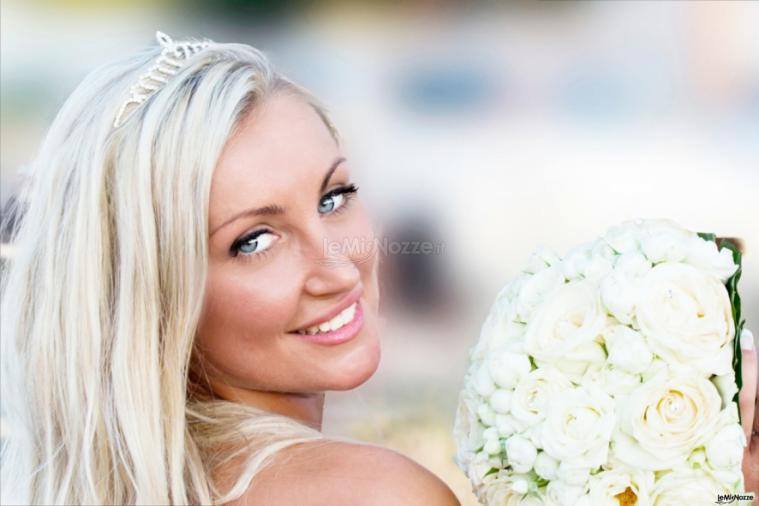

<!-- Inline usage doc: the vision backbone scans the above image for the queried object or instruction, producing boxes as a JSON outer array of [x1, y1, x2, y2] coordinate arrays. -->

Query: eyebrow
[[209, 156, 347, 237]]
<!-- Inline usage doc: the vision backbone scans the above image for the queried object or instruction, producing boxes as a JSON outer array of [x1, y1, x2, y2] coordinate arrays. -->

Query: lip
[[287, 284, 363, 333], [291, 300, 364, 346]]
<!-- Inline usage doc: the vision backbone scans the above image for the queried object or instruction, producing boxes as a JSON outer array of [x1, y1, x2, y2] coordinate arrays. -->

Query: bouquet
[[453, 219, 748, 505]]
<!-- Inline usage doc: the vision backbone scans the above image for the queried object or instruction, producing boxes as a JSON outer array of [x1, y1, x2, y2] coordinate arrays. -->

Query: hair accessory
[[113, 30, 213, 128]]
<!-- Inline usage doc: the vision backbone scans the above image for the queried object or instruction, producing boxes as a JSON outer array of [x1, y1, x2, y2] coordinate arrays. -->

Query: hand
[[740, 328, 758, 494]]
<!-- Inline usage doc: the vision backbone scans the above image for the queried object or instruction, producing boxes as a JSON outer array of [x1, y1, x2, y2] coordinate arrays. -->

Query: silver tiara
[[113, 30, 213, 128]]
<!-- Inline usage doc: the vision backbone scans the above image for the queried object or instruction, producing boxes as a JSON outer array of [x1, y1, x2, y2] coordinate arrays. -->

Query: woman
[[2, 31, 758, 506], [0, 32, 460, 505]]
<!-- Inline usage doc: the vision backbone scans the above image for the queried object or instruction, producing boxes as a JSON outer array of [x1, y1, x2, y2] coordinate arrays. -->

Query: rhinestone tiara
[[113, 30, 213, 128]]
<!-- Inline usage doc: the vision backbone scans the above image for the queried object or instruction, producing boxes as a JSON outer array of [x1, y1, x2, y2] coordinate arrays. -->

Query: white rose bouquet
[[453, 219, 749, 505]]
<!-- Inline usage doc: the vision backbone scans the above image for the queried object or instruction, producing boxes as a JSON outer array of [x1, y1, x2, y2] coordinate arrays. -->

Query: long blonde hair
[[0, 35, 337, 505]]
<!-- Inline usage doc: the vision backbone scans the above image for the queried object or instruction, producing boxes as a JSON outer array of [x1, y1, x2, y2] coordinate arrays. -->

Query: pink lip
[[288, 285, 363, 333], [291, 300, 364, 346]]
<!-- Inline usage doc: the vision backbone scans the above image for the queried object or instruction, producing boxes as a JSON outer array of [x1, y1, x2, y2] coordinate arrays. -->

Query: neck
[[210, 381, 325, 430]]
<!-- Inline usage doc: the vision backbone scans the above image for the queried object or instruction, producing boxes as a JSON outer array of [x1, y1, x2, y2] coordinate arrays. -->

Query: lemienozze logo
[[715, 492, 755, 504]]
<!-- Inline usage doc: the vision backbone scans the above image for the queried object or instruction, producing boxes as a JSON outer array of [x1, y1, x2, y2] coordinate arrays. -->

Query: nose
[[301, 228, 362, 297]]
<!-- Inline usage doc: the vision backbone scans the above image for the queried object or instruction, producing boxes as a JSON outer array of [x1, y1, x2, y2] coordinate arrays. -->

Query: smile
[[289, 300, 364, 346], [295, 302, 358, 335]]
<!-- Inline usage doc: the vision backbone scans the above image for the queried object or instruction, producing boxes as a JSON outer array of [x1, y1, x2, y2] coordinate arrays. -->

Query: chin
[[326, 330, 381, 391]]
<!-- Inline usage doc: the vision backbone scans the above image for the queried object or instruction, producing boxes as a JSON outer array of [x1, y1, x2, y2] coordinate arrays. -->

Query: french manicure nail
[[740, 329, 755, 351]]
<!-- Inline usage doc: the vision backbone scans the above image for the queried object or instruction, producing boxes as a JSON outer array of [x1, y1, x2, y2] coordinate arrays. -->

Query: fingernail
[[740, 329, 755, 351]]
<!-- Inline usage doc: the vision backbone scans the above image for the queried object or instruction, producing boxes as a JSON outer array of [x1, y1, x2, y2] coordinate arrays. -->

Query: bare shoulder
[[223, 439, 461, 506]]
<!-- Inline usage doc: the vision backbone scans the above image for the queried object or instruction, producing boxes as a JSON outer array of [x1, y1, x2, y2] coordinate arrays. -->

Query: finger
[[739, 328, 757, 444]]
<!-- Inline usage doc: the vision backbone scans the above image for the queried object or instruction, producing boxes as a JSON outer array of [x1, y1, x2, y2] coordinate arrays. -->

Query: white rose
[[711, 371, 739, 410], [515, 267, 564, 322], [489, 389, 514, 414], [474, 365, 497, 397], [556, 460, 591, 486], [497, 275, 530, 305], [453, 389, 485, 470], [584, 242, 615, 281], [640, 218, 691, 236], [640, 233, 689, 264], [636, 262, 735, 376], [600, 251, 652, 326], [484, 431, 503, 455], [603, 220, 643, 254], [511, 367, 573, 425], [640, 357, 668, 383], [541, 385, 616, 468], [600, 272, 638, 325], [522, 423, 544, 450], [524, 246, 561, 275], [544, 481, 587, 506], [513, 496, 545, 506], [684, 235, 739, 282], [582, 364, 641, 398], [479, 472, 539, 506], [505, 435, 538, 473], [603, 325, 653, 374], [534, 451, 559, 481], [489, 351, 532, 389], [650, 469, 730, 506], [614, 250, 652, 278], [705, 423, 746, 469], [710, 468, 743, 492], [560, 238, 617, 283], [562, 241, 595, 281], [587, 467, 655, 506], [510, 476, 530, 495], [614, 372, 723, 470], [523, 280, 606, 367], [495, 413, 525, 437], [478, 403, 497, 427], [639, 219, 694, 264], [552, 342, 607, 383], [473, 301, 526, 359], [465, 450, 494, 486]]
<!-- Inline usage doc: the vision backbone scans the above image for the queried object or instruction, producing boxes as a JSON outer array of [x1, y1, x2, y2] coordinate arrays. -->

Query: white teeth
[[296, 302, 357, 335]]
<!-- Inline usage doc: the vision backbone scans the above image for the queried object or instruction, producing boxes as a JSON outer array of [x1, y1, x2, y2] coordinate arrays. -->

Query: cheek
[[196, 262, 300, 382]]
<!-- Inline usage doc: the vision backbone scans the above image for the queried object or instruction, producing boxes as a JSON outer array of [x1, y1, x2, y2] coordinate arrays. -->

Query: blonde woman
[[0, 31, 460, 505]]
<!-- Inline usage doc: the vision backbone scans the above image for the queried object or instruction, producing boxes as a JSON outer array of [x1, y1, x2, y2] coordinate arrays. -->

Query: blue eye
[[229, 184, 359, 262], [319, 184, 359, 215], [318, 193, 345, 214], [232, 230, 276, 257]]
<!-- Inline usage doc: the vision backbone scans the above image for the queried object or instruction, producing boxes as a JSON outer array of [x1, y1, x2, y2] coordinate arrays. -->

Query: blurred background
[[2, 1, 758, 503]]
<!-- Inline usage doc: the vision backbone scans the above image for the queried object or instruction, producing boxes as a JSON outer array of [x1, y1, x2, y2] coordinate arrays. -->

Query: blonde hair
[[0, 35, 339, 505]]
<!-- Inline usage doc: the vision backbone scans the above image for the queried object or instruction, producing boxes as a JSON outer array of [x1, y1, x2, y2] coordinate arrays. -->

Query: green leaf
[[697, 232, 717, 242], [700, 233, 744, 422], [720, 238, 744, 418], [484, 467, 499, 477]]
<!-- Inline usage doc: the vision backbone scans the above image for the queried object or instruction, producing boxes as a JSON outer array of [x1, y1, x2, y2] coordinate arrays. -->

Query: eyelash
[[320, 183, 359, 217], [229, 183, 360, 262]]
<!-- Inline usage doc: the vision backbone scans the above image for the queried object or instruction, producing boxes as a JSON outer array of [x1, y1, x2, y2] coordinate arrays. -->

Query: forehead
[[209, 92, 338, 226]]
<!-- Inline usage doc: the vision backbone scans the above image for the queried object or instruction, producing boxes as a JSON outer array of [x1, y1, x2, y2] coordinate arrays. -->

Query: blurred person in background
[[0, 31, 460, 505], [382, 212, 456, 317]]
